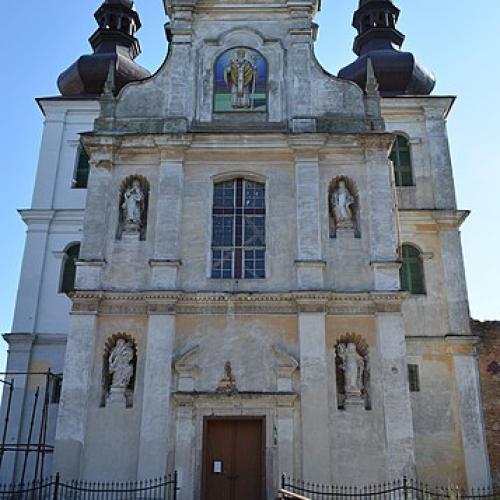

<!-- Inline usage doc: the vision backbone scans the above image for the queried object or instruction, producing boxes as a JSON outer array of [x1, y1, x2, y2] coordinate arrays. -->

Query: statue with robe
[[224, 49, 258, 109], [331, 180, 355, 228], [337, 342, 365, 399], [108, 339, 134, 389], [121, 180, 144, 232]]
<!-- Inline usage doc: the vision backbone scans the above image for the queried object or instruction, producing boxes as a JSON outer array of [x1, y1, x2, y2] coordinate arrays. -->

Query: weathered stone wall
[[473, 320, 500, 489]]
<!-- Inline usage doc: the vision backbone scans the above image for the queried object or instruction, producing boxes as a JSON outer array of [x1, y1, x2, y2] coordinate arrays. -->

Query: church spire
[[338, 0, 435, 97], [57, 0, 150, 97]]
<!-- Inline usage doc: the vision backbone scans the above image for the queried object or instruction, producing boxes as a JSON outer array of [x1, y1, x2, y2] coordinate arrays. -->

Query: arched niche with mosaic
[[213, 47, 268, 113], [335, 332, 371, 411], [101, 333, 137, 408]]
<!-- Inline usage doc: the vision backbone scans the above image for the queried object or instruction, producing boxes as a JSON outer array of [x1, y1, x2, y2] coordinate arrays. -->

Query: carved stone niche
[[328, 176, 361, 239], [101, 333, 137, 408], [273, 345, 299, 392], [335, 333, 370, 410], [173, 345, 200, 392], [117, 175, 150, 242]]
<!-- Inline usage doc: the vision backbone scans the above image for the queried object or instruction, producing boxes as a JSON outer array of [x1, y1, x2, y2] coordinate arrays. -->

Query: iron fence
[[281, 475, 499, 500], [0, 472, 178, 500]]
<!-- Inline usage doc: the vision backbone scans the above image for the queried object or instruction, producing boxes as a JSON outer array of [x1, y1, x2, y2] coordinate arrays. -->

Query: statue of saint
[[332, 180, 355, 228], [108, 339, 134, 389], [224, 49, 258, 109], [337, 343, 365, 397], [216, 361, 238, 394], [121, 180, 144, 231]]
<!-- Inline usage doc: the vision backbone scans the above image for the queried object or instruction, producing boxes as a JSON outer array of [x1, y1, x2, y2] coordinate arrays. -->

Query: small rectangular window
[[51, 375, 63, 404], [72, 148, 90, 189], [408, 364, 420, 392]]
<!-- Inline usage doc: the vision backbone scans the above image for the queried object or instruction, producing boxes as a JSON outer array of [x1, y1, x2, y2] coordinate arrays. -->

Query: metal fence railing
[[281, 475, 499, 500], [0, 472, 178, 500]]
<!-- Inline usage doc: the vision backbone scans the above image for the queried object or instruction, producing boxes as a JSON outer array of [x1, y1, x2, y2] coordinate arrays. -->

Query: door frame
[[201, 415, 267, 500]]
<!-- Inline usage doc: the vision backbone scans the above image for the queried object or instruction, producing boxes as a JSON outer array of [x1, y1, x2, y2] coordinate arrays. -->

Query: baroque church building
[[1, 0, 493, 498]]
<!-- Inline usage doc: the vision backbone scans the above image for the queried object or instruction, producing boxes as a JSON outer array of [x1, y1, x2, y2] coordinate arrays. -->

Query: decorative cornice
[[399, 209, 470, 229], [173, 391, 298, 407], [70, 290, 407, 316], [2, 333, 36, 350]]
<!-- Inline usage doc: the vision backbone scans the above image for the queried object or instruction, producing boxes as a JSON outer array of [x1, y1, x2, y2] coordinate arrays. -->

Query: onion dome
[[338, 0, 435, 96], [57, 0, 150, 97]]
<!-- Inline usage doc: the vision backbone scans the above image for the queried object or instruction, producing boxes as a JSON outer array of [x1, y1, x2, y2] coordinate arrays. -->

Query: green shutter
[[73, 149, 90, 189], [390, 135, 414, 187], [401, 244, 426, 295], [61, 244, 80, 294]]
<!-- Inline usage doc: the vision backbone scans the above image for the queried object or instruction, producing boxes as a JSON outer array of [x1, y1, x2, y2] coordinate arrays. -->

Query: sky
[[0, 0, 499, 372]]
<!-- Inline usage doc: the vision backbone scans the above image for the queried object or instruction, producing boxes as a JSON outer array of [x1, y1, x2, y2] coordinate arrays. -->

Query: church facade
[[1, 0, 492, 498]]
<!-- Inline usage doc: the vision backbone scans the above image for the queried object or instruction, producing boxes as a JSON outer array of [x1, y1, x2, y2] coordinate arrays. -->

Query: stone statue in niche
[[332, 180, 355, 228], [109, 338, 135, 389], [337, 343, 364, 397], [121, 180, 145, 233], [329, 176, 360, 238], [335, 334, 370, 409], [216, 361, 238, 395]]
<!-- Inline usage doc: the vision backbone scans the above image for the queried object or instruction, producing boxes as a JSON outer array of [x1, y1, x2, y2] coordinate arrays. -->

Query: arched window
[[72, 147, 90, 189], [60, 243, 80, 294], [211, 178, 266, 279], [400, 244, 426, 295], [390, 135, 413, 187]]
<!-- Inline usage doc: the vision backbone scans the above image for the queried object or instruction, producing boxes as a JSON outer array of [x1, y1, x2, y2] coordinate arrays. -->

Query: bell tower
[[339, 0, 435, 96], [57, 0, 150, 97]]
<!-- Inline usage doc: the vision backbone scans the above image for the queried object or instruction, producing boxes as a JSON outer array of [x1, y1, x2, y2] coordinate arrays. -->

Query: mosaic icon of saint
[[224, 49, 258, 109]]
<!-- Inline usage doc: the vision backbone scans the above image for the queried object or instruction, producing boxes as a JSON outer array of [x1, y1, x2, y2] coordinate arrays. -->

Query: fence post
[[403, 476, 408, 500], [53, 473, 60, 500], [173, 470, 178, 500], [281, 473, 286, 490]]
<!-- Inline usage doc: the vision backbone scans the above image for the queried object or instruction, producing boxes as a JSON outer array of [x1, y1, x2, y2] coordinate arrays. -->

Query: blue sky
[[0, 0, 499, 371]]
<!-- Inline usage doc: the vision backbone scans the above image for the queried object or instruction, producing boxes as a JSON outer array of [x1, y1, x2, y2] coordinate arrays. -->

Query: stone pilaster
[[375, 311, 416, 480], [439, 228, 471, 335], [424, 106, 457, 210], [53, 301, 99, 480], [0, 334, 35, 483], [31, 110, 66, 209], [137, 303, 176, 479], [298, 304, 331, 482], [451, 341, 492, 490], [150, 151, 184, 289], [77, 153, 113, 289], [365, 136, 400, 290], [174, 402, 195, 500], [294, 153, 325, 289], [12, 211, 54, 333], [277, 406, 294, 479]]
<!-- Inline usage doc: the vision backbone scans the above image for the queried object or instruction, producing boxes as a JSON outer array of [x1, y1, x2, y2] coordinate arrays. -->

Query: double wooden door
[[203, 418, 265, 500]]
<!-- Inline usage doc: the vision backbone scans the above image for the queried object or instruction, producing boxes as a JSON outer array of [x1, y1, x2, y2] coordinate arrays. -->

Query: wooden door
[[203, 418, 265, 500]]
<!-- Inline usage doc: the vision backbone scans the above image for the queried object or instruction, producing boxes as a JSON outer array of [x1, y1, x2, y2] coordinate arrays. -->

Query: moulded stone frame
[[197, 28, 286, 123], [172, 392, 297, 500]]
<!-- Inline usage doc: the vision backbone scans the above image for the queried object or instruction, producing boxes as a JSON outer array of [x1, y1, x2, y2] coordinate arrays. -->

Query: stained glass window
[[212, 179, 266, 279]]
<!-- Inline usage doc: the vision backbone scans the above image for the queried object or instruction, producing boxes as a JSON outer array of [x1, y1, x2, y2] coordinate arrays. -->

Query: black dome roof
[[338, 0, 435, 96], [57, 0, 150, 97]]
